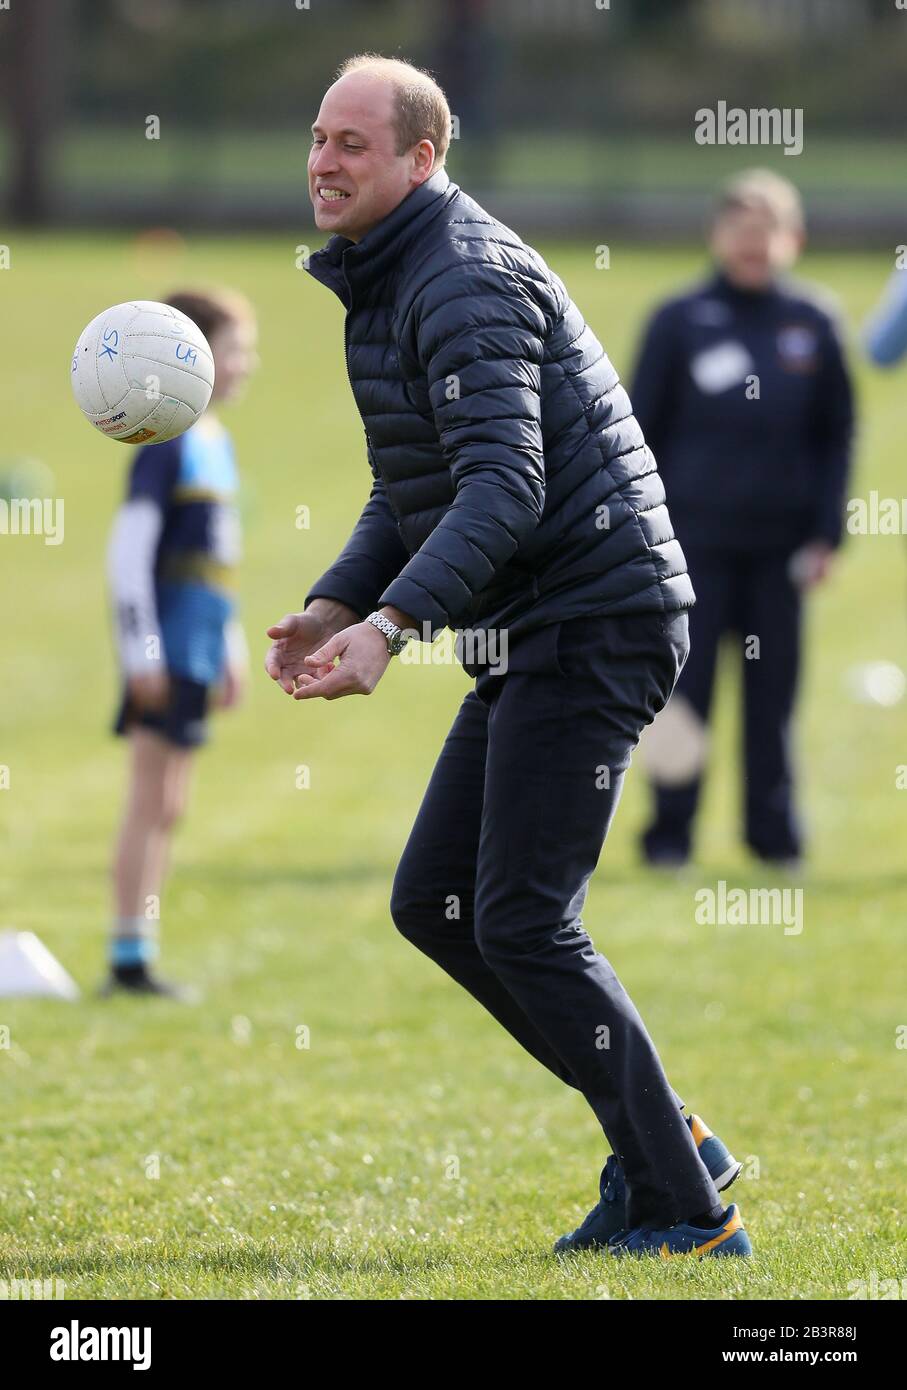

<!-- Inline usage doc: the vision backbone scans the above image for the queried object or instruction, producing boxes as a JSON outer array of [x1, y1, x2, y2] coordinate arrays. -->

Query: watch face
[[388, 630, 408, 656]]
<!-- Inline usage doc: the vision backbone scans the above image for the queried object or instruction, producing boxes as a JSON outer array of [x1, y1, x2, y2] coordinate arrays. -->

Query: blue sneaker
[[606, 1203, 752, 1259], [687, 1112, 743, 1192], [553, 1153, 626, 1253], [553, 1112, 741, 1254]]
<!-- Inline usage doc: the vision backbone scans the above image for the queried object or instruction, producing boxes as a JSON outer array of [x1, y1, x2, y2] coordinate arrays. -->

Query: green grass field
[[0, 235, 904, 1300]]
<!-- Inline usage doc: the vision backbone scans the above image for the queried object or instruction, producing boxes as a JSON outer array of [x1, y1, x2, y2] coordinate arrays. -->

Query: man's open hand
[[292, 621, 391, 700], [265, 601, 359, 693], [265, 601, 392, 701]]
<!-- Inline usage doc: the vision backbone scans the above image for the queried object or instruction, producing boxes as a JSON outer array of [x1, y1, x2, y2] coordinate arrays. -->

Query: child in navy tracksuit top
[[631, 170, 855, 867]]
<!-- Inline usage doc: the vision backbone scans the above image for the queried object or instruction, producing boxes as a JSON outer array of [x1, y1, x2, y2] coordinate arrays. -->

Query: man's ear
[[411, 139, 436, 183]]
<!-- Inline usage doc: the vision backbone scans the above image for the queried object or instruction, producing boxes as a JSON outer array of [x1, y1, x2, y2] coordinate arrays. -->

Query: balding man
[[265, 54, 750, 1259]]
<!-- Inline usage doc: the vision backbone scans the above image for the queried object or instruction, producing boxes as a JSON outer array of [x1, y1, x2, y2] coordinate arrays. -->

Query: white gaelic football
[[70, 300, 215, 444]]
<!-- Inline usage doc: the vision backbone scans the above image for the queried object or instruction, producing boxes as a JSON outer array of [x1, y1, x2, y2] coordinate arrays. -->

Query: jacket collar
[[305, 168, 455, 308]]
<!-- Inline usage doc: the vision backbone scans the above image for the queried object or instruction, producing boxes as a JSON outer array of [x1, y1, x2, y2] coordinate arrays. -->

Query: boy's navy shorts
[[113, 677, 211, 749]]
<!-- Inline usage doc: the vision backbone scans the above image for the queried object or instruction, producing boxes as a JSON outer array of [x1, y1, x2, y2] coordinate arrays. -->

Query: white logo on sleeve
[[689, 340, 755, 394]]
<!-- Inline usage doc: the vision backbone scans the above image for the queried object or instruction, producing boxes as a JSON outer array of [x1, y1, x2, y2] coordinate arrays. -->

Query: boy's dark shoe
[[99, 965, 200, 1004]]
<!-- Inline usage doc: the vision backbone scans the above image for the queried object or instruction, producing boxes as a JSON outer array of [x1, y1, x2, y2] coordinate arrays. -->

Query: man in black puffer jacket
[[265, 55, 751, 1258]]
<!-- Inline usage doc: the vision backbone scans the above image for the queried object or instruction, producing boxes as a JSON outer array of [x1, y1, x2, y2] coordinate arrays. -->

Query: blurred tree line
[[2, 0, 906, 224]]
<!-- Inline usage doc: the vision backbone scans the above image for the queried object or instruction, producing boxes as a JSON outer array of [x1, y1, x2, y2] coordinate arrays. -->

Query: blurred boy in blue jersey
[[103, 288, 258, 998], [631, 171, 855, 868]]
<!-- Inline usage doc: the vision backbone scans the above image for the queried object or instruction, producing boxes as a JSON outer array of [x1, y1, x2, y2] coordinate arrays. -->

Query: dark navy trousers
[[390, 609, 720, 1229], [643, 544, 803, 863]]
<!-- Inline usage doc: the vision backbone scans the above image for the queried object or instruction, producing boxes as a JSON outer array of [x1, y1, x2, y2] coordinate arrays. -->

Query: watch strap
[[365, 611, 409, 656]]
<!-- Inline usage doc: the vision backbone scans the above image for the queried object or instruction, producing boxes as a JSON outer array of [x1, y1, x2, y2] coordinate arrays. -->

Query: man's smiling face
[[309, 72, 434, 243]]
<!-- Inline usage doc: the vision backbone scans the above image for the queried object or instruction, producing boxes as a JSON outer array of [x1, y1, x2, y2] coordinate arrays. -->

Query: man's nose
[[311, 141, 339, 175]]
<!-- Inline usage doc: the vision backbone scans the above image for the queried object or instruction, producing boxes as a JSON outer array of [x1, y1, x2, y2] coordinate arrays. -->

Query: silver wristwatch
[[365, 611, 410, 657]]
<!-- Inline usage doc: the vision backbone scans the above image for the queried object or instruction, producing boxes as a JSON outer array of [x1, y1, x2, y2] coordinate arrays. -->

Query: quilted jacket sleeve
[[379, 262, 548, 632], [304, 436, 411, 621]]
